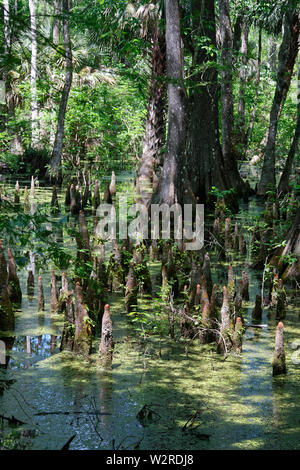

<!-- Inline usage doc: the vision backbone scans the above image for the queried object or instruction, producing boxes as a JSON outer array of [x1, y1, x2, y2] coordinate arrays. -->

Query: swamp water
[[0, 179, 300, 450]]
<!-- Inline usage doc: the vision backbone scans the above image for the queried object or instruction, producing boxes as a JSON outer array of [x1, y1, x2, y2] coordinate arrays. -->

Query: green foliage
[[63, 78, 146, 174]]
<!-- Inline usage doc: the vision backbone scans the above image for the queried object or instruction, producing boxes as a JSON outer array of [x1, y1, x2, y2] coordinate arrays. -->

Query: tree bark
[[269, 205, 300, 281], [268, 36, 277, 73], [237, 20, 249, 147], [218, 0, 247, 196], [49, 0, 73, 183], [29, 0, 39, 148], [258, 7, 300, 196], [278, 60, 300, 195], [4, 0, 10, 54], [136, 19, 167, 208], [53, 0, 61, 45], [246, 28, 262, 148], [233, 13, 243, 55], [151, 0, 194, 206], [187, 0, 230, 203]]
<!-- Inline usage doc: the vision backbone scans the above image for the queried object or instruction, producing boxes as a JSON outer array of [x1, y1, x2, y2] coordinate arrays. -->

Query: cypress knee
[[27, 270, 35, 296], [227, 265, 235, 302], [30, 175, 35, 197], [233, 317, 243, 353], [234, 280, 244, 318], [225, 218, 232, 251], [93, 180, 100, 211], [217, 286, 232, 355], [24, 186, 30, 212], [272, 322, 287, 376], [202, 253, 213, 299], [104, 182, 112, 204], [233, 222, 239, 251], [14, 181, 20, 205], [99, 304, 114, 360], [252, 294, 262, 323], [109, 171, 116, 198], [7, 248, 22, 305], [50, 270, 58, 313], [125, 262, 138, 314], [200, 282, 212, 344], [194, 284, 201, 307], [38, 276, 45, 312]]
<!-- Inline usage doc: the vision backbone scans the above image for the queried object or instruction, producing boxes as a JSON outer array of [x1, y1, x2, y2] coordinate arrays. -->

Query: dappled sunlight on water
[[0, 180, 300, 449]]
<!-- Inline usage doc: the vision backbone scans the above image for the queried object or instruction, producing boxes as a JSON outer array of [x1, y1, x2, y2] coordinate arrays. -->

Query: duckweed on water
[[0, 182, 300, 450]]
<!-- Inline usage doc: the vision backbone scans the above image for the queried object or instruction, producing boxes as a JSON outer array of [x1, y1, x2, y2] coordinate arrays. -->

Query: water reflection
[[0, 336, 15, 369]]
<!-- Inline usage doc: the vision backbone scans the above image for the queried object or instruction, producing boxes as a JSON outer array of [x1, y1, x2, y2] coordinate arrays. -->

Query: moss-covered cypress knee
[[234, 280, 244, 319], [99, 304, 114, 360], [27, 270, 34, 296], [104, 182, 112, 204], [50, 270, 58, 314], [199, 281, 212, 344], [202, 253, 213, 299], [125, 262, 138, 314], [217, 286, 232, 355], [233, 317, 243, 353], [227, 265, 235, 302], [272, 322, 287, 376]]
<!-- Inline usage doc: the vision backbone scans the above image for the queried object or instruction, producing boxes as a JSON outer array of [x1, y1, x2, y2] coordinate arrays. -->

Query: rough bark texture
[[99, 304, 114, 360], [49, 0, 73, 183], [0, 241, 14, 331], [237, 21, 249, 146], [218, 0, 246, 196], [269, 206, 300, 281], [53, 0, 60, 45], [258, 8, 300, 196], [187, 0, 230, 203], [136, 21, 167, 208], [246, 29, 262, 147], [7, 248, 22, 305], [29, 0, 39, 147], [73, 282, 92, 355], [50, 270, 58, 313], [268, 36, 277, 73], [278, 62, 300, 194], [151, 0, 194, 206], [272, 322, 287, 376], [38, 276, 45, 312]]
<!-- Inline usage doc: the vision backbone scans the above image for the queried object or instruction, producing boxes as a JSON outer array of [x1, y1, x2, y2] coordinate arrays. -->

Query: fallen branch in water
[[0, 414, 26, 426], [60, 434, 76, 450], [34, 410, 111, 416]]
